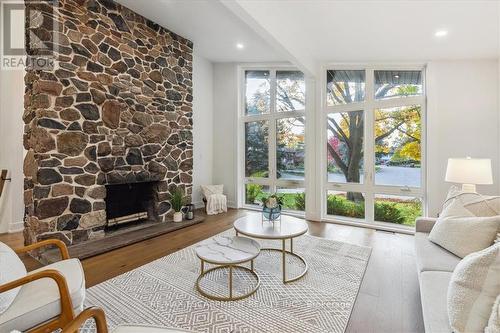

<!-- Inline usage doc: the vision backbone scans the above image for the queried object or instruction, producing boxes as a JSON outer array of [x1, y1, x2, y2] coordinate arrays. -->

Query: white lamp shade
[[445, 158, 493, 185]]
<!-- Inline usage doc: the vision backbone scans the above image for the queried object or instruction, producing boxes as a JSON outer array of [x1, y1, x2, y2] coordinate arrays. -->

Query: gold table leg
[[200, 259, 204, 274], [282, 239, 286, 283], [196, 262, 260, 301], [260, 237, 308, 284], [251, 259, 254, 272], [229, 265, 233, 299]]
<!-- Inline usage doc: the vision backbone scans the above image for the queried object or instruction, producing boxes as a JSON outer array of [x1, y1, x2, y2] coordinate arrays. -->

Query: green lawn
[[327, 194, 421, 226], [245, 184, 421, 225], [245, 184, 305, 211]]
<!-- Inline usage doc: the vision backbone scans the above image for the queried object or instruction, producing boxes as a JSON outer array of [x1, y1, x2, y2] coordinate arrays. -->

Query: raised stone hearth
[[23, 0, 194, 249], [42, 213, 205, 261]]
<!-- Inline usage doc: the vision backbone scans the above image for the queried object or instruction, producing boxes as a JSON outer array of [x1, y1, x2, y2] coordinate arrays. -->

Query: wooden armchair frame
[[0, 269, 75, 333], [15, 238, 70, 261], [0, 239, 74, 332], [62, 306, 108, 333]]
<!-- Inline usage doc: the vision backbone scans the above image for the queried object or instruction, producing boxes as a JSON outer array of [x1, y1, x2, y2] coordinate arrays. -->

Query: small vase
[[173, 211, 183, 222], [262, 205, 281, 222]]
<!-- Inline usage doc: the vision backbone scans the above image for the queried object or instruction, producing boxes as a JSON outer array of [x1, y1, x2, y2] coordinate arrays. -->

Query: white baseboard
[[8, 221, 24, 233]]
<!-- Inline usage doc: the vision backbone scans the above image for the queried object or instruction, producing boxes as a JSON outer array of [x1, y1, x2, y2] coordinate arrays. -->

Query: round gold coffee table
[[233, 214, 308, 284], [195, 235, 261, 301]]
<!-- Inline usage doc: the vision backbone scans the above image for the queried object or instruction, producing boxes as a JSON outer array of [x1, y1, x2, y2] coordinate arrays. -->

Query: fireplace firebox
[[105, 182, 159, 228]]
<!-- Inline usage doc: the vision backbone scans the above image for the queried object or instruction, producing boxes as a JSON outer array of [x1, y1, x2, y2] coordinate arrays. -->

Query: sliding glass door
[[324, 67, 425, 228], [242, 69, 306, 212]]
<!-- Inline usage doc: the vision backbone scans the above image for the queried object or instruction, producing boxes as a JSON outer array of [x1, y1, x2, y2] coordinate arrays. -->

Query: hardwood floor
[[0, 209, 424, 333]]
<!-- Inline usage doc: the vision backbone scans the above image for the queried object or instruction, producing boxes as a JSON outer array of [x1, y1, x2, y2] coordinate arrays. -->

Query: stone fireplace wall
[[23, 0, 193, 246]]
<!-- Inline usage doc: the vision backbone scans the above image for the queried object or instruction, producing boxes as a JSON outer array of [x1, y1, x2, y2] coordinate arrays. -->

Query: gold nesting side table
[[195, 236, 261, 301], [233, 214, 309, 284]]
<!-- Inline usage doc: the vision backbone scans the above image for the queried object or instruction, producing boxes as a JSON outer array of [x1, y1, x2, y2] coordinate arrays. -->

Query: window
[[277, 187, 306, 211], [374, 70, 422, 100], [245, 70, 270, 115], [375, 105, 422, 187], [245, 121, 269, 178], [327, 190, 365, 219], [277, 71, 305, 112], [277, 117, 305, 180], [245, 184, 270, 205], [327, 111, 364, 184], [242, 68, 306, 213], [327, 70, 365, 106], [374, 194, 422, 226], [324, 67, 425, 228]]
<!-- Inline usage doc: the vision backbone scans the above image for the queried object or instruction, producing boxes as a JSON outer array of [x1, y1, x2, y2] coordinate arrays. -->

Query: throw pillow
[[0, 242, 27, 314], [443, 185, 500, 216], [429, 199, 500, 258], [448, 244, 500, 333], [485, 294, 500, 333], [465, 197, 500, 217]]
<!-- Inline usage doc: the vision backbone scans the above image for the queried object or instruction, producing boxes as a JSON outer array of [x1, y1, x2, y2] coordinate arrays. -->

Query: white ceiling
[[230, 0, 499, 74], [114, 0, 286, 62], [115, 0, 499, 76]]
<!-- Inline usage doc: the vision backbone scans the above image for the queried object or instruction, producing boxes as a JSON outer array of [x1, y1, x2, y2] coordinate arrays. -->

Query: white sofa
[[415, 217, 460, 333]]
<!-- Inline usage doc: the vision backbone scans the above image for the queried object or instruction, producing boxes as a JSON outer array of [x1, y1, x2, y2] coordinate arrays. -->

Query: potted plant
[[261, 193, 283, 222], [171, 188, 185, 222]]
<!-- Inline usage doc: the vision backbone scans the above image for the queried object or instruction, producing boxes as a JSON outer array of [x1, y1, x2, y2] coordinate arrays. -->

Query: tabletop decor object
[[171, 189, 185, 223], [181, 204, 195, 220], [261, 193, 283, 223]]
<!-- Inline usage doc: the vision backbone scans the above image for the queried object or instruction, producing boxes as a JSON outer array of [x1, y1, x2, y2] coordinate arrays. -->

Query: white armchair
[[0, 239, 85, 332], [201, 185, 227, 215]]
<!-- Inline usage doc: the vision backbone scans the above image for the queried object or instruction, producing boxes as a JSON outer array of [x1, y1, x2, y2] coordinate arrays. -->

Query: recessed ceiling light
[[434, 30, 448, 37], [236, 43, 244, 49]]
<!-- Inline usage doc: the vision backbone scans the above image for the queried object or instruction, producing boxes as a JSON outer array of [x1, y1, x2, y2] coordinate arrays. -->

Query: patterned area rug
[[84, 229, 371, 333]]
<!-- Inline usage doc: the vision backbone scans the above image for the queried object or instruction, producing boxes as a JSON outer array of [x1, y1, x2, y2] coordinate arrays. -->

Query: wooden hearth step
[[41, 215, 205, 262]]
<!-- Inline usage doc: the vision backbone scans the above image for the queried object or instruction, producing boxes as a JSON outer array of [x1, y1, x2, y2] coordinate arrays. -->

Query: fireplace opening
[[105, 182, 159, 228]]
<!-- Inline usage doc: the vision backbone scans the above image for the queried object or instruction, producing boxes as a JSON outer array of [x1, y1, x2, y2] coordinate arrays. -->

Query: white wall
[[212, 63, 238, 207], [426, 60, 500, 216], [0, 68, 25, 233], [192, 54, 214, 208]]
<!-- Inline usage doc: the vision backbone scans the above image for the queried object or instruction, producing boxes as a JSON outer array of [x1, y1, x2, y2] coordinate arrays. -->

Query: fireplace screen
[[105, 182, 158, 227]]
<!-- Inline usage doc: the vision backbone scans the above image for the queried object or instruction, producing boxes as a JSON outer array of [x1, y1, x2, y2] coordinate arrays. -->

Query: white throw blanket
[[201, 185, 227, 215], [206, 193, 227, 215]]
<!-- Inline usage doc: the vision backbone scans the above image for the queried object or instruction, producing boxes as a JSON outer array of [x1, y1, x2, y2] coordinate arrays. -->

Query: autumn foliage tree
[[245, 71, 305, 178], [327, 73, 421, 202], [245, 70, 421, 204]]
